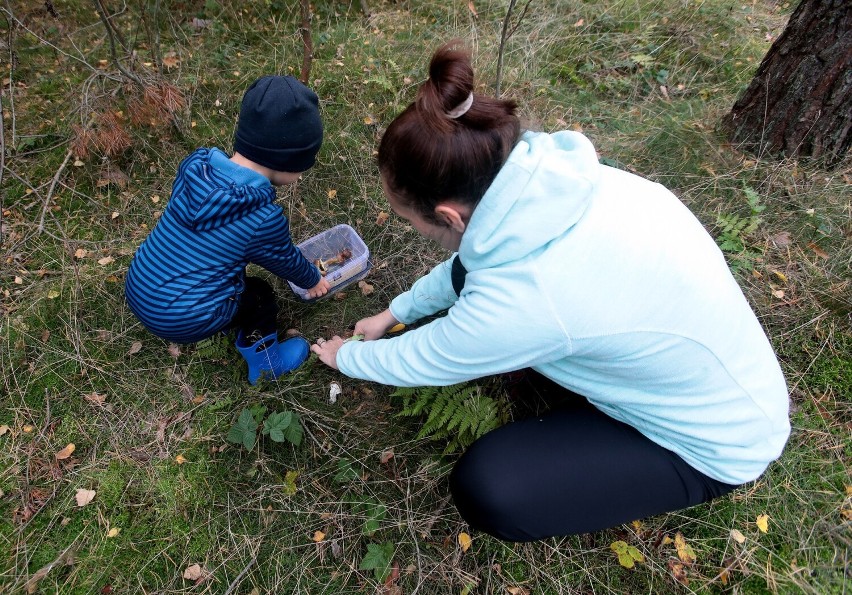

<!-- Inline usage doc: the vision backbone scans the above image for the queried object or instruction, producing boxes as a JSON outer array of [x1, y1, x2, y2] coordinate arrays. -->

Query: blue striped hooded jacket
[[124, 148, 320, 343]]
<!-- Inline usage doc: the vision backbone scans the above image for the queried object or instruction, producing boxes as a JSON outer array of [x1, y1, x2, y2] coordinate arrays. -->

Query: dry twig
[[299, 0, 313, 84]]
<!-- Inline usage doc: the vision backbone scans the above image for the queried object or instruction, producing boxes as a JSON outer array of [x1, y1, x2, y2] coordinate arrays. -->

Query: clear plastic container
[[288, 224, 371, 301]]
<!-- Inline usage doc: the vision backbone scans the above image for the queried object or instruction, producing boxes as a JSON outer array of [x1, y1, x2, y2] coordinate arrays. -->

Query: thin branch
[[3, 2, 16, 148], [299, 0, 313, 84], [38, 149, 73, 234], [93, 0, 144, 87], [494, 0, 533, 97]]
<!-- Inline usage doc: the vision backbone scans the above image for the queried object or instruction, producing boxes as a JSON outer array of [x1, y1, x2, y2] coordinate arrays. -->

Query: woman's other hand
[[354, 309, 400, 341]]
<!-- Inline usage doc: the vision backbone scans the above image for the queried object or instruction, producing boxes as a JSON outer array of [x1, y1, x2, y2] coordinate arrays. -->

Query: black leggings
[[232, 276, 278, 338], [449, 375, 738, 542]]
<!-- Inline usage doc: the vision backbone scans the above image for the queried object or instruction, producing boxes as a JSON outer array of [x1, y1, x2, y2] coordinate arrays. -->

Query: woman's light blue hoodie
[[338, 131, 790, 485]]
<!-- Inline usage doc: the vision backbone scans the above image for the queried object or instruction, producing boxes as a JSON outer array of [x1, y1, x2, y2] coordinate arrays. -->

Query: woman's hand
[[310, 335, 344, 369], [354, 309, 400, 341], [306, 276, 331, 299]]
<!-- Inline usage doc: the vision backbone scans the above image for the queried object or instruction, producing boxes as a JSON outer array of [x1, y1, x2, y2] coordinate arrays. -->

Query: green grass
[[2, 0, 850, 593]]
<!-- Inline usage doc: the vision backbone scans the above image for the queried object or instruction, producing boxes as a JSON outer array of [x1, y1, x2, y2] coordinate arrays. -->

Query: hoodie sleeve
[[388, 256, 460, 323], [338, 277, 569, 386], [246, 208, 321, 289]]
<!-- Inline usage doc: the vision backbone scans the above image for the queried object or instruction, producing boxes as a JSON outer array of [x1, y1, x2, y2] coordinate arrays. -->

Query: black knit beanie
[[233, 75, 323, 173]]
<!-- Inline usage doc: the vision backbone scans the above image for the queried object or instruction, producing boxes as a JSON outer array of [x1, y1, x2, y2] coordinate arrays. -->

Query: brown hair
[[378, 41, 521, 223]]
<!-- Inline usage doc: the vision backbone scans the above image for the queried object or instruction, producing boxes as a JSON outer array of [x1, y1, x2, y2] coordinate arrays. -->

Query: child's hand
[[307, 276, 331, 299], [353, 308, 400, 341]]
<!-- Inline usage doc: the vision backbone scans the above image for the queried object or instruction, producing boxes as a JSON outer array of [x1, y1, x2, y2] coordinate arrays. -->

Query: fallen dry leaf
[[327, 189, 338, 199], [807, 241, 829, 259], [730, 528, 746, 543], [458, 531, 472, 552], [0, 425, 9, 436], [769, 231, 792, 247], [168, 343, 181, 358], [756, 513, 769, 533], [174, 455, 188, 465], [358, 280, 374, 296], [74, 248, 88, 259], [97, 256, 114, 266], [375, 211, 389, 226], [467, 1, 478, 17], [128, 341, 142, 355], [312, 530, 326, 542], [84, 392, 107, 404], [75, 489, 96, 507], [379, 449, 394, 464], [182, 563, 204, 581], [107, 527, 120, 538], [162, 52, 180, 69], [55, 443, 76, 460]]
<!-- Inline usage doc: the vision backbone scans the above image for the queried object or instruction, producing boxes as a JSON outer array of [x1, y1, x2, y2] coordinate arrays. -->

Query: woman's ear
[[434, 202, 470, 233]]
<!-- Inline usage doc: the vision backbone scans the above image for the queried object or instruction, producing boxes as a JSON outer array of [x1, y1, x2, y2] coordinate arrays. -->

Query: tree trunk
[[723, 0, 851, 164]]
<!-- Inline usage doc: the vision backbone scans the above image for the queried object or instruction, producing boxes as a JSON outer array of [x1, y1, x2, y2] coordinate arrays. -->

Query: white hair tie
[[446, 93, 474, 119]]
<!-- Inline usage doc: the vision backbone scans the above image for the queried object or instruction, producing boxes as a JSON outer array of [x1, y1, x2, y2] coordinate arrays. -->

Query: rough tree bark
[[723, 0, 851, 164]]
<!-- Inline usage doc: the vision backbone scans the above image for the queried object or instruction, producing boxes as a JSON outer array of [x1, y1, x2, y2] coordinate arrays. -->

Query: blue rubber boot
[[235, 331, 309, 385]]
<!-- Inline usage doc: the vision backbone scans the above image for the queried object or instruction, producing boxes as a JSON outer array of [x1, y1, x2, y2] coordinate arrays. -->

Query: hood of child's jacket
[[168, 148, 275, 231], [459, 131, 600, 271]]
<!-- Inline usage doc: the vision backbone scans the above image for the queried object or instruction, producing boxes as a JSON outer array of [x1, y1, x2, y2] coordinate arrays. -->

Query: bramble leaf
[[227, 408, 258, 450], [359, 542, 394, 581]]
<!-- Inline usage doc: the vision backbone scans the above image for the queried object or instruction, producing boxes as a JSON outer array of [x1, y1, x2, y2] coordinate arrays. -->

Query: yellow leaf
[[174, 455, 188, 465], [23, 425, 35, 433], [730, 528, 746, 544], [327, 189, 338, 199], [363, 115, 375, 125], [312, 530, 326, 542], [388, 323, 406, 333], [660, 535, 673, 546], [55, 443, 76, 460], [771, 270, 788, 283], [845, 485, 852, 496], [47, 290, 60, 299], [107, 527, 120, 538], [674, 532, 696, 564], [458, 532, 472, 552], [756, 513, 769, 533], [75, 488, 96, 507]]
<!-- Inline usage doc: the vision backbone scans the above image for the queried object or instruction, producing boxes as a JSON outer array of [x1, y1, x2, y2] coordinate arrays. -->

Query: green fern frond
[[392, 382, 508, 454]]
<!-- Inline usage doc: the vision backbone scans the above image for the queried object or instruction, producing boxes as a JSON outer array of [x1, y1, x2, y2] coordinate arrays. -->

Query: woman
[[311, 42, 790, 542]]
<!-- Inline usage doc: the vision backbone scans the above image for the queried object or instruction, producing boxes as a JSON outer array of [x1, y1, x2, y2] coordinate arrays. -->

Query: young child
[[125, 75, 330, 384]]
